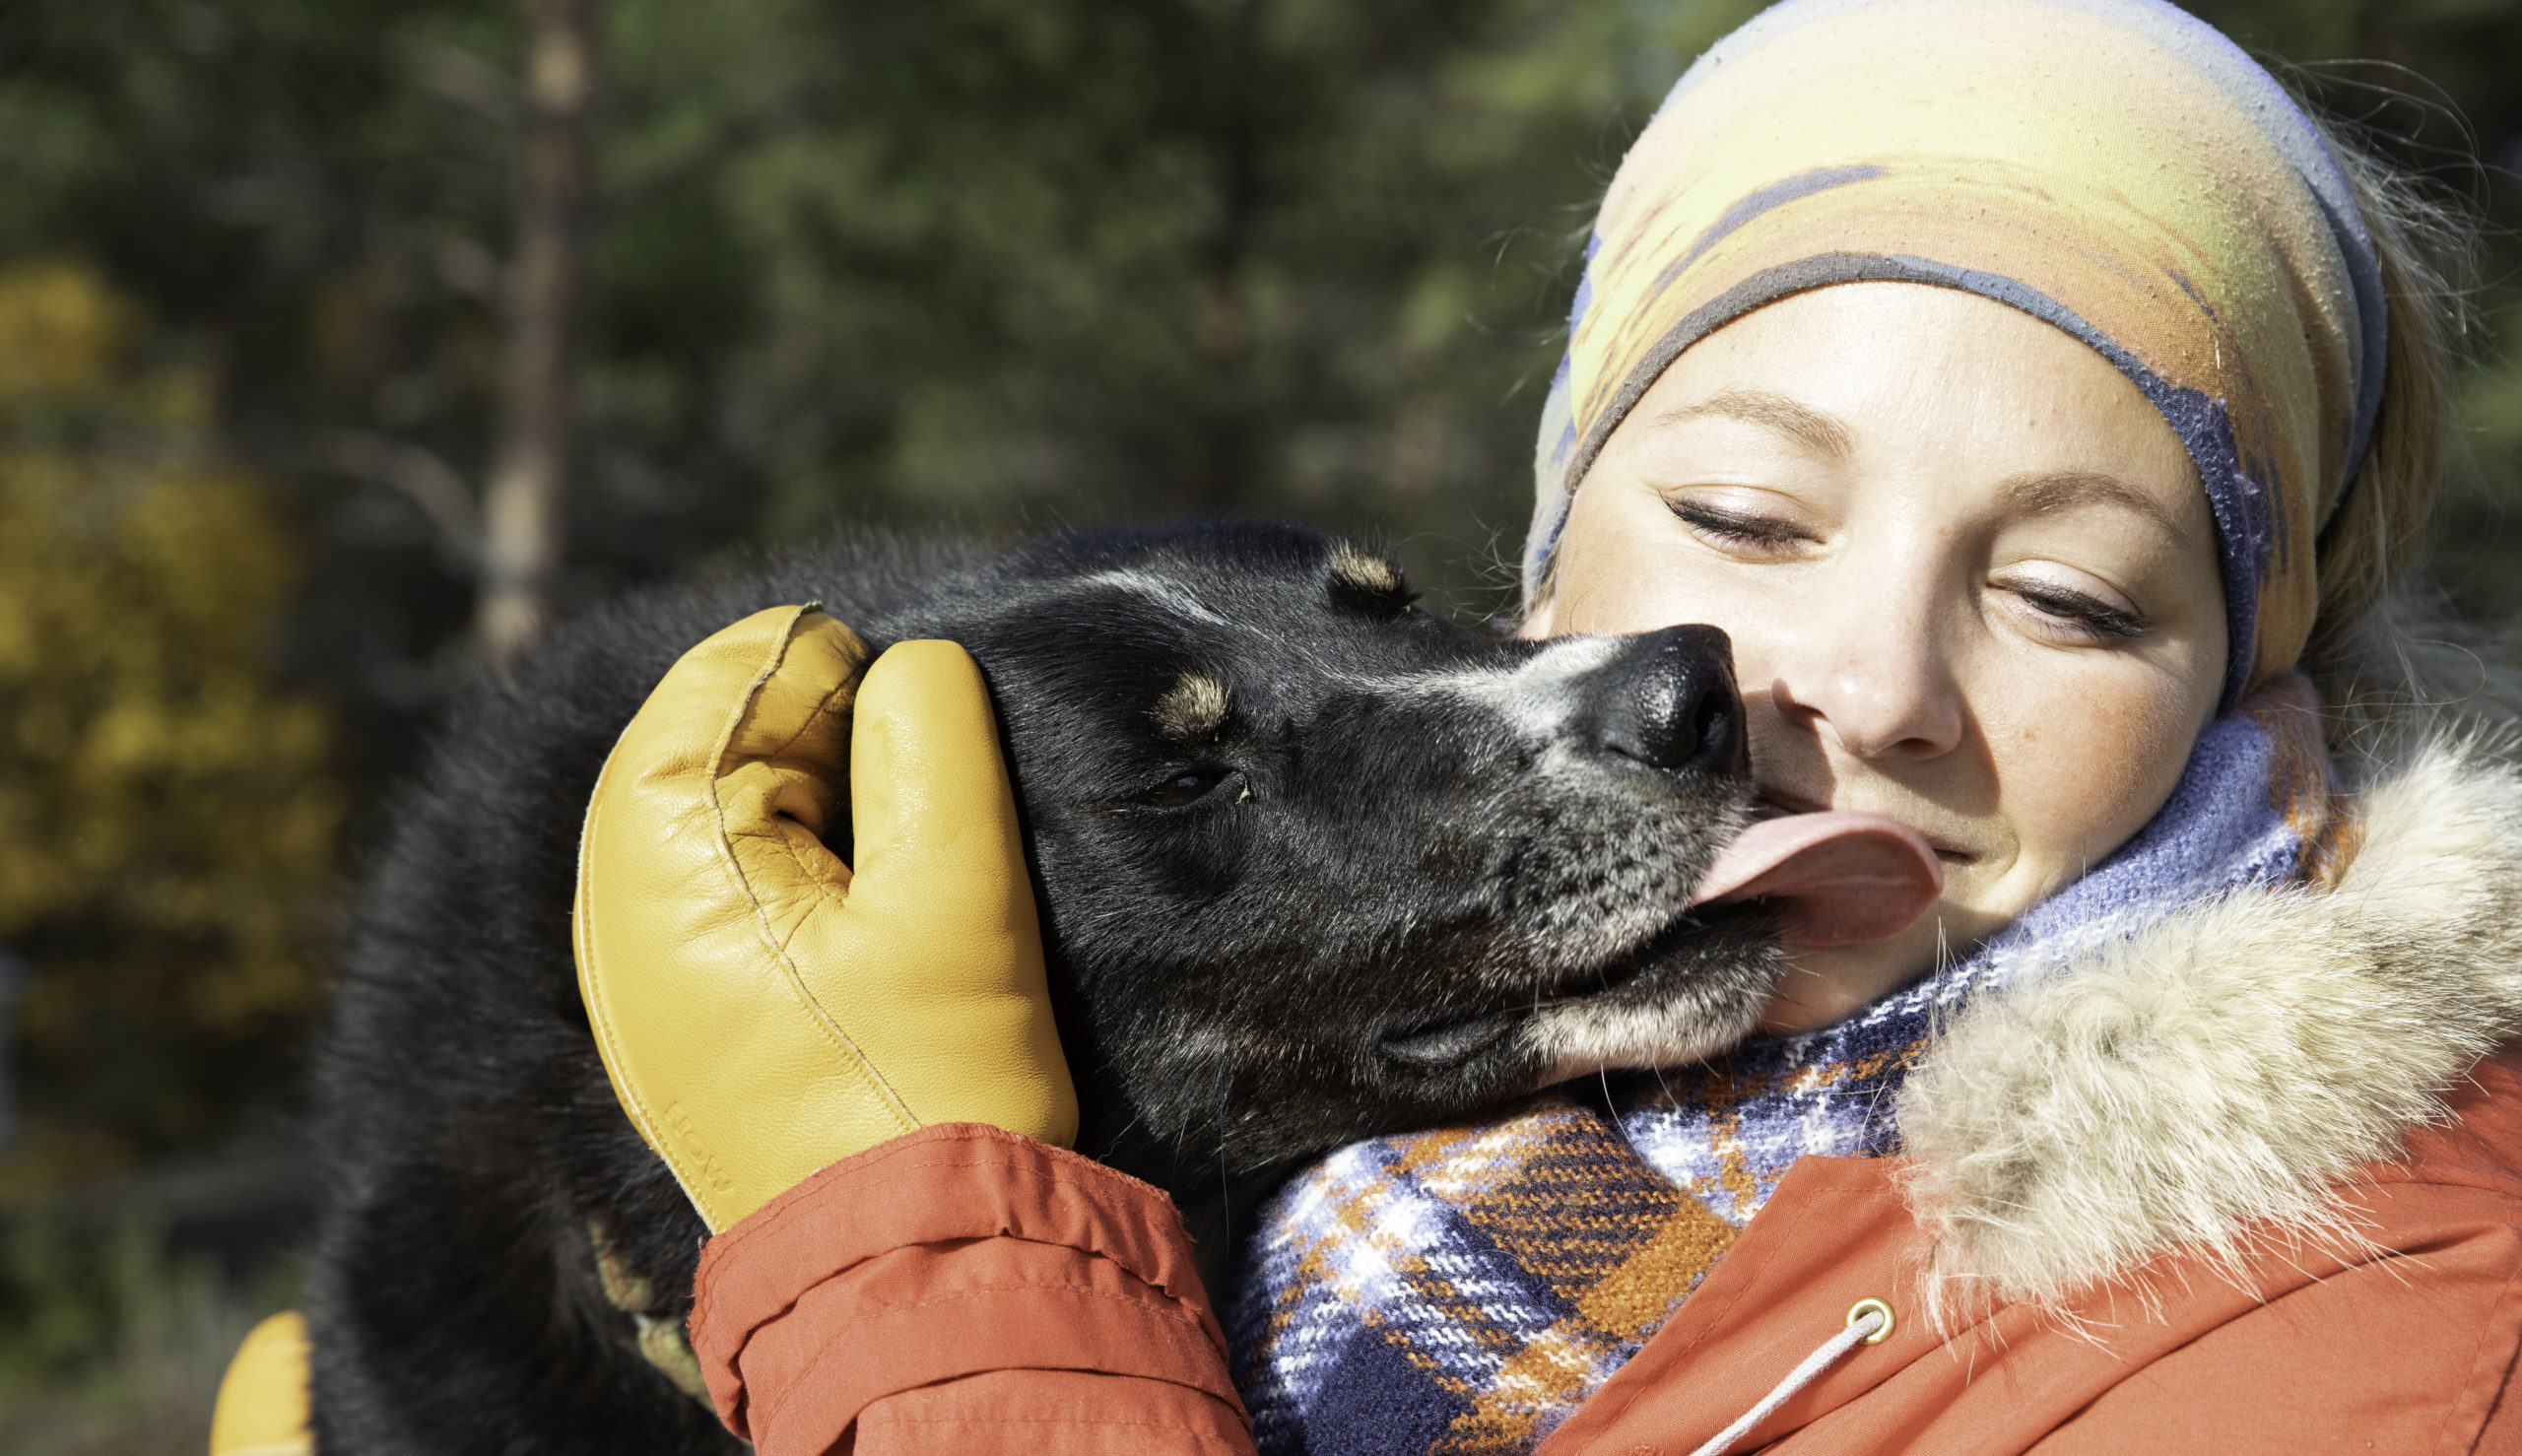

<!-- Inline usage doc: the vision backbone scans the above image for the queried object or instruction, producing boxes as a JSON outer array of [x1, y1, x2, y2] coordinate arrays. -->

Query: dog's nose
[[1587, 625, 1742, 776]]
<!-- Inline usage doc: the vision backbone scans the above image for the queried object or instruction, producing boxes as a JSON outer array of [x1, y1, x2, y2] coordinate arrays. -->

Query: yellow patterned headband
[[1525, 0, 2385, 704]]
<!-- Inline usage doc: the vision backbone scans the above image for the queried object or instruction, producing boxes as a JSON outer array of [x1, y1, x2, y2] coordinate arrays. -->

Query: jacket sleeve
[[685, 1123, 1256, 1456]]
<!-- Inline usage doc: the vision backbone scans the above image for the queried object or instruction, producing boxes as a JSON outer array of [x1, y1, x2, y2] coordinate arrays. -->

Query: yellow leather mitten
[[208, 1310, 312, 1456], [574, 605, 1077, 1233]]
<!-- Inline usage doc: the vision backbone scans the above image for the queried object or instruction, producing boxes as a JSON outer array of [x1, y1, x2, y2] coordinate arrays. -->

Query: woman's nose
[[1766, 587, 1964, 762]]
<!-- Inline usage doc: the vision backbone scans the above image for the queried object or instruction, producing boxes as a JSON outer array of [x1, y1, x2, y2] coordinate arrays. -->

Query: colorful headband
[[1524, 0, 2385, 704]]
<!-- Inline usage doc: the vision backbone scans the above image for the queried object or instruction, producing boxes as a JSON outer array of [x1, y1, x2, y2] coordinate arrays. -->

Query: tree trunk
[[478, 0, 597, 673]]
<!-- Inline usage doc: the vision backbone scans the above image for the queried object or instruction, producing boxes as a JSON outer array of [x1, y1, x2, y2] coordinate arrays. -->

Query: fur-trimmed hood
[[1896, 734, 2522, 1310]]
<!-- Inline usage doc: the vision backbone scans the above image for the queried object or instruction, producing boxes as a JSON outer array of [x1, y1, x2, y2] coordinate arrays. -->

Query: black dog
[[306, 521, 1784, 1454]]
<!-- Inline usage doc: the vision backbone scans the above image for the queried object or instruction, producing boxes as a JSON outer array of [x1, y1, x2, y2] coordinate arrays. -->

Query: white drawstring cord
[[1685, 1302, 1890, 1456]]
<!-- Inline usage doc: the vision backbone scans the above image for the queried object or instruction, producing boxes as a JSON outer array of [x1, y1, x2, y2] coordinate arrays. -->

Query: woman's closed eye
[[1665, 496, 1815, 557], [2006, 579, 2147, 641]]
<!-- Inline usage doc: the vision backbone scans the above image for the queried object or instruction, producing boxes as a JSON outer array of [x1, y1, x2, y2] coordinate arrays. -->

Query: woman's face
[[1529, 283, 2228, 1031]]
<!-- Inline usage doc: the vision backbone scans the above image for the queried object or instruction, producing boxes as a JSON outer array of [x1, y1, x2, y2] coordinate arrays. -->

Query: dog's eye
[[1145, 766, 1235, 808]]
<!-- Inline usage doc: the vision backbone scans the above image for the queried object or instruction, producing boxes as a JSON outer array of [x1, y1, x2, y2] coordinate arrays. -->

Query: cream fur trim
[[1895, 739, 2522, 1315]]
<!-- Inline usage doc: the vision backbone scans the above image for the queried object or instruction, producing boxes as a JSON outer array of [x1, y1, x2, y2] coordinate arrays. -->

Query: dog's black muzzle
[[1579, 624, 1747, 781]]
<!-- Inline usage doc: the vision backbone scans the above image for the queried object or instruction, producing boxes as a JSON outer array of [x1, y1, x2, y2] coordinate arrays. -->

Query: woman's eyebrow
[[2003, 471, 2188, 539], [1648, 389, 1855, 460]]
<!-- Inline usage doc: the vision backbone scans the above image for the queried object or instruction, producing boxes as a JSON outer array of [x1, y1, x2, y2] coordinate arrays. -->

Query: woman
[[211, 0, 2522, 1452]]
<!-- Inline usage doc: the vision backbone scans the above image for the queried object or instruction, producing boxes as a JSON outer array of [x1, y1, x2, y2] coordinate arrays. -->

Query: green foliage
[[0, 1209, 293, 1456], [0, 264, 340, 1183], [0, 0, 1798, 635], [2442, 300, 2522, 623]]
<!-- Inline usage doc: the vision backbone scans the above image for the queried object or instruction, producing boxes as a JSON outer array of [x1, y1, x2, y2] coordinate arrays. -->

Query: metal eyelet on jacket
[[1847, 1296, 1895, 1345]]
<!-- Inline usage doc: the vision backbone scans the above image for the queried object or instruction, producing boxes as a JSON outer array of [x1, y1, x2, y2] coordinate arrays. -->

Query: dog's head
[[879, 521, 1913, 1177]]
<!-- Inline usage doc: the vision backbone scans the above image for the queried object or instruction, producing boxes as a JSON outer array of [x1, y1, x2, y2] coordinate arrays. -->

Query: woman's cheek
[[1557, 500, 1780, 642], [1558, 539, 1719, 636], [1987, 656, 2201, 906], [1550, 471, 1732, 636]]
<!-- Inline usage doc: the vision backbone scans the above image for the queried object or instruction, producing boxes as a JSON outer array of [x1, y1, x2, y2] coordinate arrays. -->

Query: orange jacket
[[688, 745, 2522, 1455], [688, 1054, 2522, 1455]]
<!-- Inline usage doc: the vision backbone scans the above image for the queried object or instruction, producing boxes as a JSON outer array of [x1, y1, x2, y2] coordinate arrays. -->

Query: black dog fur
[[305, 521, 1779, 1454]]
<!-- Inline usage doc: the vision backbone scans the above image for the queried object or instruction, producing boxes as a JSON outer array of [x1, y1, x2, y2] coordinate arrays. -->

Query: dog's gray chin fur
[[1527, 993, 1771, 1084], [1520, 930, 1783, 1084]]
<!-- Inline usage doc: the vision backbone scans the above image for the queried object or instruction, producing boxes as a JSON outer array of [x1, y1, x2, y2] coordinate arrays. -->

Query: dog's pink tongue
[[1692, 812, 1943, 947]]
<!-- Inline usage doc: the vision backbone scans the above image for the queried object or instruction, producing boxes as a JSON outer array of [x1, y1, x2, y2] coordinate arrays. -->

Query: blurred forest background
[[1, 0, 2518, 1448]]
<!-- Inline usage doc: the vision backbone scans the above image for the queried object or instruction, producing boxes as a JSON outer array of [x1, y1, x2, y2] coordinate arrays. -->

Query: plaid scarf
[[1228, 678, 2350, 1455]]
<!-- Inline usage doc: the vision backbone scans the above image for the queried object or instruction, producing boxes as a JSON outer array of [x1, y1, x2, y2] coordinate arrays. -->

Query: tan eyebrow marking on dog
[[1329, 543, 1403, 596], [1153, 672, 1230, 740]]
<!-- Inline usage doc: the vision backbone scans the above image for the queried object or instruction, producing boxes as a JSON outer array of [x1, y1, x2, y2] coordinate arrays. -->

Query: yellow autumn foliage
[[0, 264, 340, 1180]]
